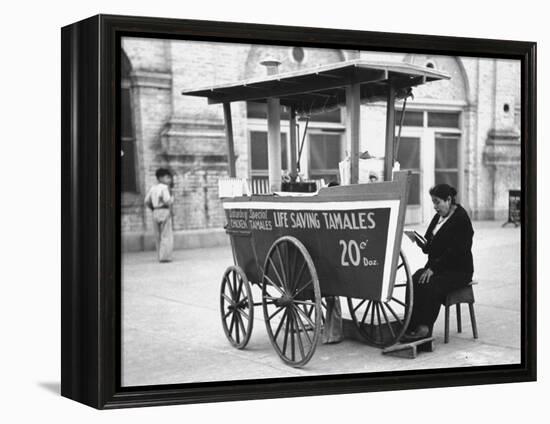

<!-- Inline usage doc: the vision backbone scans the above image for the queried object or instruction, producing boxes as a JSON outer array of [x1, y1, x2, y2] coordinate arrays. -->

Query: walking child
[[145, 168, 174, 262]]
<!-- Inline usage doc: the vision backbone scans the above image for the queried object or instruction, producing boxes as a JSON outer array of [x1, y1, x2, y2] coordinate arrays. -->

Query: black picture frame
[[61, 14, 537, 409]]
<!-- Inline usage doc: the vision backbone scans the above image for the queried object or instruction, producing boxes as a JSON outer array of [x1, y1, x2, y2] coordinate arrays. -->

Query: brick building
[[121, 37, 520, 252]]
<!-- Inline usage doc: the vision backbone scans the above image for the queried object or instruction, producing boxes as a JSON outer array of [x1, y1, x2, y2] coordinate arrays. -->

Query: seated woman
[[403, 184, 474, 342]]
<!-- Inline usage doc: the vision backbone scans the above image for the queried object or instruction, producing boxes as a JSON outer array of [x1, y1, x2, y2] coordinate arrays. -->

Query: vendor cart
[[182, 59, 449, 367]]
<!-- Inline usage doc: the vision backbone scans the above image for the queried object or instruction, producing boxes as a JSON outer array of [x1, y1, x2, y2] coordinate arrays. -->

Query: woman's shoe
[[401, 325, 430, 342]]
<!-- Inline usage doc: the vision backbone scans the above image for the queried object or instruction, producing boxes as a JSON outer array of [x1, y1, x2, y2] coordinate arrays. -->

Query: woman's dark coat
[[422, 204, 474, 278]]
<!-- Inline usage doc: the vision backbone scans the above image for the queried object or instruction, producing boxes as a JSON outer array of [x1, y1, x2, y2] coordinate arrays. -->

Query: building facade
[[121, 37, 521, 252]]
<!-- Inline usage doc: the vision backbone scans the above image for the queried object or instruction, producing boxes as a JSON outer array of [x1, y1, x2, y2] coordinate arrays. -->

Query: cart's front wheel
[[262, 236, 321, 367], [220, 265, 254, 349], [347, 250, 413, 347]]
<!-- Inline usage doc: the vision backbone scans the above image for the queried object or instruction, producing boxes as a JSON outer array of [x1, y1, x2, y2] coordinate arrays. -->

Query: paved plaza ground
[[121, 221, 521, 387]]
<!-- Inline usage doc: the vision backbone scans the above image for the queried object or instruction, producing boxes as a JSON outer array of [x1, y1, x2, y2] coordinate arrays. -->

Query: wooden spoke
[[347, 250, 413, 347], [235, 307, 250, 321], [221, 293, 233, 305], [274, 309, 289, 340], [275, 244, 289, 290], [391, 297, 406, 307], [267, 257, 286, 292], [268, 305, 285, 321], [353, 298, 368, 314], [360, 300, 373, 326], [385, 302, 403, 326], [294, 303, 316, 329], [375, 302, 383, 341], [236, 297, 249, 307], [264, 295, 281, 302], [289, 242, 298, 292], [369, 301, 376, 328], [229, 312, 236, 335], [293, 279, 313, 298], [292, 299, 316, 306], [379, 303, 396, 339], [264, 293, 281, 305], [235, 312, 246, 338], [263, 275, 285, 295], [234, 314, 241, 344], [236, 278, 244, 301], [231, 271, 238, 299], [293, 260, 307, 293], [289, 311, 296, 362], [290, 309, 306, 360], [376, 302, 383, 325], [292, 306, 313, 345], [282, 315, 290, 356], [226, 276, 236, 300]]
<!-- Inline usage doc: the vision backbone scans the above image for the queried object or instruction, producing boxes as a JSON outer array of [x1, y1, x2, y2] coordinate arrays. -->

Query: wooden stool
[[442, 282, 479, 343]]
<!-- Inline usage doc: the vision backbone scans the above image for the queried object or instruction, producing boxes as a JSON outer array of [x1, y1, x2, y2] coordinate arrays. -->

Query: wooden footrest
[[382, 337, 435, 359]]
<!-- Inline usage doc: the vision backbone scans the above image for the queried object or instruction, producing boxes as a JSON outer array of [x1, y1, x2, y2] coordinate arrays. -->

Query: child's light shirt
[[144, 183, 172, 208]]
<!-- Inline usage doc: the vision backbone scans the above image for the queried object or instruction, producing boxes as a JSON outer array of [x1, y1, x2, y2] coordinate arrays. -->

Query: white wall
[[1, 1, 546, 423]]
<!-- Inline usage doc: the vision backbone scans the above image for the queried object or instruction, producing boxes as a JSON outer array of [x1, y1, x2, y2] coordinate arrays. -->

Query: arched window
[[121, 51, 138, 193]]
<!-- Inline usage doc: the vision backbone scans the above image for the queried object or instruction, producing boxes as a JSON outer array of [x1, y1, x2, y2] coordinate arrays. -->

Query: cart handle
[[393, 88, 414, 164], [296, 116, 310, 174]]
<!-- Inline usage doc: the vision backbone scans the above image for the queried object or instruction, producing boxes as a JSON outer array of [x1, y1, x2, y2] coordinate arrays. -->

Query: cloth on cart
[[322, 296, 343, 344]]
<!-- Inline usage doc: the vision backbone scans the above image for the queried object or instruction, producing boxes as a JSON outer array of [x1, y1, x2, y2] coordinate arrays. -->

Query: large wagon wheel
[[347, 250, 413, 347], [261, 236, 322, 367], [220, 265, 254, 349]]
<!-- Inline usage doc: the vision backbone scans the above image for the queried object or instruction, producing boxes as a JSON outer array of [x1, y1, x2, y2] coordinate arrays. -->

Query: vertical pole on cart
[[223, 102, 236, 177], [261, 58, 282, 192], [289, 106, 298, 182], [267, 98, 282, 192], [384, 81, 396, 182], [346, 83, 361, 184]]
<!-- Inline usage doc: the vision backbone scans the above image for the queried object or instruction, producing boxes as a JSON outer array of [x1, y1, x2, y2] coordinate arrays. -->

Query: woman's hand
[[419, 268, 434, 284]]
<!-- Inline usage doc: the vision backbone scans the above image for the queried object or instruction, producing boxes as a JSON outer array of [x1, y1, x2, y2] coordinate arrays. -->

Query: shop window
[[435, 134, 459, 190], [121, 51, 137, 193], [309, 133, 341, 182], [395, 110, 424, 127], [250, 131, 288, 172], [428, 112, 460, 128]]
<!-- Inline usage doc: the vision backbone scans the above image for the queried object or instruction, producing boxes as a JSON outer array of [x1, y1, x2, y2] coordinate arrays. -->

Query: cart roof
[[181, 59, 450, 115]]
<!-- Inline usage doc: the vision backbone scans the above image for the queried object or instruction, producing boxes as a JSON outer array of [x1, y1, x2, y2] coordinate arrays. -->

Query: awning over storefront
[[181, 59, 449, 115]]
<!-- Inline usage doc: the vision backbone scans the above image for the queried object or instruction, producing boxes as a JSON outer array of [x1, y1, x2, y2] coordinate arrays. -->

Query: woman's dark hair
[[429, 184, 457, 204]]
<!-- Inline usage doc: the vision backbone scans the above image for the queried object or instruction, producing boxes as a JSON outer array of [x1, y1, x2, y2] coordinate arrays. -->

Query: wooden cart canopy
[[181, 59, 450, 115]]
